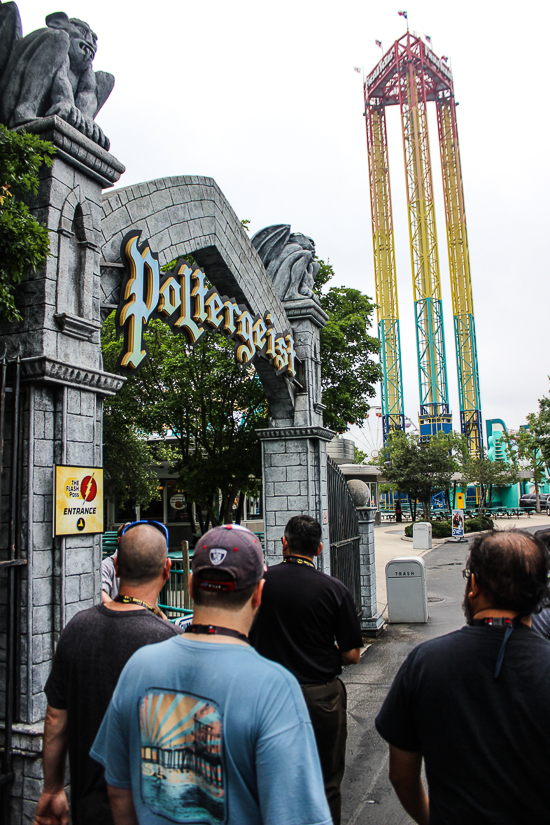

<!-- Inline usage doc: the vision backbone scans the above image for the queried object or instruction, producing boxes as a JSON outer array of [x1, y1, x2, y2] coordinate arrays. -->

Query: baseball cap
[[192, 524, 264, 593]]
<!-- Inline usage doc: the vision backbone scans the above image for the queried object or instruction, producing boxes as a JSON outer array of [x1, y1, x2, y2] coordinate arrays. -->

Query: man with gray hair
[[376, 529, 550, 825], [34, 521, 181, 825]]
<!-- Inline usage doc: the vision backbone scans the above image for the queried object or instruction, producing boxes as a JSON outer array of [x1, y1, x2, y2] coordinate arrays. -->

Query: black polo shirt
[[250, 557, 362, 684]]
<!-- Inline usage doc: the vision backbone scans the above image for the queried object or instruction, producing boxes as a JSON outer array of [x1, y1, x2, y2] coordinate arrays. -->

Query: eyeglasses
[[121, 520, 169, 546], [462, 567, 471, 580]]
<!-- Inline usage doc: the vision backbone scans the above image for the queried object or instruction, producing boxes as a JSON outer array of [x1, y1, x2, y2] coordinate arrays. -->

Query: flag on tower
[[398, 10, 408, 19], [353, 67, 362, 74], [442, 55, 449, 63], [425, 34, 432, 44], [375, 39, 382, 49]]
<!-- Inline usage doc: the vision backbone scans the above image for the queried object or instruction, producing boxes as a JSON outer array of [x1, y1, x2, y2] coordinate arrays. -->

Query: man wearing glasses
[[376, 530, 550, 825], [34, 521, 181, 825]]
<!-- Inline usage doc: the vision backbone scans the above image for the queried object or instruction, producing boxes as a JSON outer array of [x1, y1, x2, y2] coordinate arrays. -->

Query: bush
[[404, 515, 494, 540]]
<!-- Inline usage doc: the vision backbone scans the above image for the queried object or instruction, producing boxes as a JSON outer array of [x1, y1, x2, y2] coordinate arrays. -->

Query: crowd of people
[[33, 518, 550, 825]]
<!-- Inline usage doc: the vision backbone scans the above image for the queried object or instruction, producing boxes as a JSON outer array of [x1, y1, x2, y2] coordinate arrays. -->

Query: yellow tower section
[[365, 101, 405, 440], [437, 92, 483, 456]]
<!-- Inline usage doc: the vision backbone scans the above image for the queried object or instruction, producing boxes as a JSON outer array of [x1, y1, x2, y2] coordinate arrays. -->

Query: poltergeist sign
[[115, 231, 297, 377]]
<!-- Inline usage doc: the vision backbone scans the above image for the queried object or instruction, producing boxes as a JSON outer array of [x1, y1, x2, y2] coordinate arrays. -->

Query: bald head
[[117, 524, 168, 586], [467, 530, 549, 615]]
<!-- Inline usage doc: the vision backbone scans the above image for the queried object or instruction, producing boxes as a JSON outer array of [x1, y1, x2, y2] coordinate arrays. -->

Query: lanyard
[[114, 594, 163, 618], [471, 616, 523, 679], [184, 624, 249, 644], [283, 555, 315, 568]]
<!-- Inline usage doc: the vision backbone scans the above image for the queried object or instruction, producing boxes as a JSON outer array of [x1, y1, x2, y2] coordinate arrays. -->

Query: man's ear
[[189, 571, 195, 600], [252, 578, 265, 610], [46, 12, 70, 29], [163, 557, 172, 582], [314, 542, 323, 557], [113, 556, 119, 576], [469, 572, 482, 599]]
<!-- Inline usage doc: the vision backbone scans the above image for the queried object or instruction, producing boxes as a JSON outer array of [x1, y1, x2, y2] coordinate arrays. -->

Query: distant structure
[[363, 32, 482, 457]]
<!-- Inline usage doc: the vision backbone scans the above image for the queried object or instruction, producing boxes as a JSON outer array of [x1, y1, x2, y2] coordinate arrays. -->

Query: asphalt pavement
[[340, 516, 549, 825]]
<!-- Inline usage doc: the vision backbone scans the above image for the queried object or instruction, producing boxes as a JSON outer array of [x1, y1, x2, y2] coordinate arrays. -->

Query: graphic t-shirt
[[249, 560, 363, 684], [376, 624, 550, 825], [91, 636, 331, 825]]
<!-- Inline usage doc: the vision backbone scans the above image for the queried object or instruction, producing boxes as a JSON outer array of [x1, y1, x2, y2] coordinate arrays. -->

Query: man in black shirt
[[250, 515, 362, 825], [376, 529, 550, 825], [34, 522, 182, 825]]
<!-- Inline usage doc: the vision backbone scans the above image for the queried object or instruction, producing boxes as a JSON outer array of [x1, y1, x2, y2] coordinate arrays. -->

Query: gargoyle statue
[[0, 2, 114, 149], [251, 224, 320, 303]]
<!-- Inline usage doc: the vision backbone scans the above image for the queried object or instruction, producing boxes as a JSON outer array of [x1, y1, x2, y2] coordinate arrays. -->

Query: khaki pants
[[302, 678, 347, 825]]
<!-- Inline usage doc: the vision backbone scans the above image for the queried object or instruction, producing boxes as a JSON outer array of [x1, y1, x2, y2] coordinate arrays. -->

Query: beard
[[462, 582, 473, 624]]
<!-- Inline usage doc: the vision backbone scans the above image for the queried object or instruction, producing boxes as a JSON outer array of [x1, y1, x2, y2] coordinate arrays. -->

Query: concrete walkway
[[373, 512, 550, 616]]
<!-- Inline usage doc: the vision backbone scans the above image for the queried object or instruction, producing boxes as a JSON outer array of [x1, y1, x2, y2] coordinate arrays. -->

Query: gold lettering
[[285, 333, 296, 377], [265, 326, 277, 360], [205, 290, 224, 329], [174, 263, 204, 343], [158, 275, 181, 317], [274, 335, 289, 372], [191, 269, 208, 324], [253, 317, 267, 352], [223, 300, 240, 335], [236, 311, 255, 363], [119, 234, 160, 370]]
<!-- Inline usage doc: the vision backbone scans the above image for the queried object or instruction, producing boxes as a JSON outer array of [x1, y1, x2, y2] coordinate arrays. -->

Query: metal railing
[[327, 457, 361, 614], [0, 346, 26, 824]]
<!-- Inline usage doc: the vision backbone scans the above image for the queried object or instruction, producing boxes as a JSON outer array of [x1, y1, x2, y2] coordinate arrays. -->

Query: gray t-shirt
[[101, 554, 119, 599]]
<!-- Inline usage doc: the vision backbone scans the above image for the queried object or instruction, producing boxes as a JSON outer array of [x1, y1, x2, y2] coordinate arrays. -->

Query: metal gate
[[327, 456, 361, 613], [0, 346, 26, 823]]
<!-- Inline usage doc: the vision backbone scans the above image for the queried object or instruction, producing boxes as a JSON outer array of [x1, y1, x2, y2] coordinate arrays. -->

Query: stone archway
[[98, 174, 334, 564]]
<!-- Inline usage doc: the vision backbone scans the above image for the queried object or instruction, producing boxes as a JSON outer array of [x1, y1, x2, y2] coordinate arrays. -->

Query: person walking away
[[34, 521, 180, 825], [376, 529, 550, 825], [91, 523, 331, 825], [250, 514, 363, 825]]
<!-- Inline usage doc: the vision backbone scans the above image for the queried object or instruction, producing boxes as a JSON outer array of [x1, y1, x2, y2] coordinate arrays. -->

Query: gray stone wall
[[357, 507, 384, 634]]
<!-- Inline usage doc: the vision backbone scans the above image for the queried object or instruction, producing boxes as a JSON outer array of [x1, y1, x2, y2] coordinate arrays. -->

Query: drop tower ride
[[364, 33, 482, 456]]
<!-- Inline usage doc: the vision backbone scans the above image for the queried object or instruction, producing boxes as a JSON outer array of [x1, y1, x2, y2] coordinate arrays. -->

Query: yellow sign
[[54, 466, 104, 536], [456, 492, 465, 509]]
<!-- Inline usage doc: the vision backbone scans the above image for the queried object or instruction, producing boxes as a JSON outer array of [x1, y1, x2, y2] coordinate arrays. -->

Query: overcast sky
[[18, 0, 550, 452]]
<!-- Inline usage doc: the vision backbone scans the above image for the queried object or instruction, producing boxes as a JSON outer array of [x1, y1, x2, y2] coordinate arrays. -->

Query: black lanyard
[[114, 594, 163, 618], [471, 616, 523, 679], [284, 555, 315, 568], [185, 623, 249, 644]]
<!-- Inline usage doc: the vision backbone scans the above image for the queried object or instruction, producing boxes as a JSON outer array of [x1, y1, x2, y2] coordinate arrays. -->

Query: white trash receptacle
[[386, 556, 428, 623], [413, 521, 432, 550]]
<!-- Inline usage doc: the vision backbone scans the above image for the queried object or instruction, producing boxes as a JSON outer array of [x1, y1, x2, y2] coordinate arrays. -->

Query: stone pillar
[[357, 507, 384, 635], [259, 297, 334, 569], [0, 117, 124, 823]]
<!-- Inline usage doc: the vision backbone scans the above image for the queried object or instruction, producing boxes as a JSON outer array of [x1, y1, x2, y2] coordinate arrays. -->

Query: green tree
[[0, 125, 55, 321], [379, 430, 457, 520], [314, 260, 382, 433], [504, 414, 547, 512], [102, 314, 267, 530], [459, 449, 518, 514]]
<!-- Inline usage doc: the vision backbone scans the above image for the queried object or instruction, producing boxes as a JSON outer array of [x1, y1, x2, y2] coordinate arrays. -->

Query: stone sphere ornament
[[347, 479, 370, 507]]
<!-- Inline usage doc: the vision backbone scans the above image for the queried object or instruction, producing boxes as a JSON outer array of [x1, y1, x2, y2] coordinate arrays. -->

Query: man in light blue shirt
[[92, 524, 331, 825]]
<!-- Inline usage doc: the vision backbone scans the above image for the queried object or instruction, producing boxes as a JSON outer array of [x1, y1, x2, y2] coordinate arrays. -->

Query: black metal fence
[[327, 456, 361, 613], [0, 346, 26, 823]]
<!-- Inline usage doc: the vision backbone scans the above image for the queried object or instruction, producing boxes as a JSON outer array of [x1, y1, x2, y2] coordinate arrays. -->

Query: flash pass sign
[[54, 465, 104, 536]]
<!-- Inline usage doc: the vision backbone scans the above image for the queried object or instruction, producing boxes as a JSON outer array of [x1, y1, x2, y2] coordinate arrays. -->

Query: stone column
[[357, 507, 384, 634], [0, 117, 124, 824], [259, 297, 334, 570]]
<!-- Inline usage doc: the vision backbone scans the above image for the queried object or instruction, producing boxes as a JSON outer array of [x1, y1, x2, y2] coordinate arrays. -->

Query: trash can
[[386, 556, 428, 623], [413, 521, 432, 550]]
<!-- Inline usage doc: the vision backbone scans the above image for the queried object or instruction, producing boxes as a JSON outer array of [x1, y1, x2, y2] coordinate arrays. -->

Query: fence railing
[[327, 456, 361, 614]]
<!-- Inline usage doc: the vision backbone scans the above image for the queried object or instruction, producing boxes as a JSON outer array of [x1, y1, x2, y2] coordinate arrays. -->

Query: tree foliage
[[314, 260, 381, 433], [504, 413, 548, 512], [0, 125, 55, 321], [379, 430, 456, 520], [456, 436, 518, 513], [102, 313, 267, 529]]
